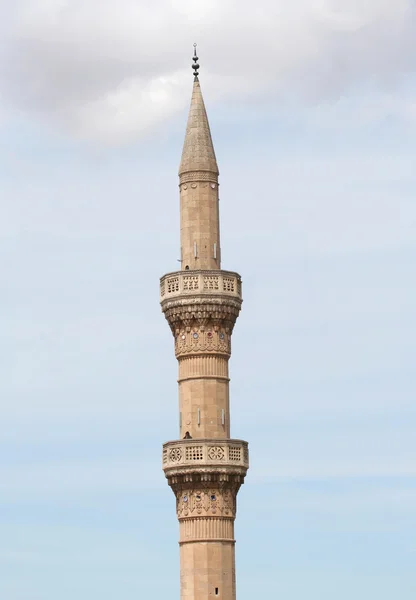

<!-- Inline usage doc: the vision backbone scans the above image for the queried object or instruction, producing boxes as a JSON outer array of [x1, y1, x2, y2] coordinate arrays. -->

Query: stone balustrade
[[162, 439, 249, 473], [160, 270, 242, 304]]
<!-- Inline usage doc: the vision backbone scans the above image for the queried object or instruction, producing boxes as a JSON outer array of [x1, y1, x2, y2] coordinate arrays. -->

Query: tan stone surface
[[180, 181, 221, 270], [179, 376, 229, 439], [179, 81, 219, 177], [180, 542, 236, 599], [179, 80, 220, 271]]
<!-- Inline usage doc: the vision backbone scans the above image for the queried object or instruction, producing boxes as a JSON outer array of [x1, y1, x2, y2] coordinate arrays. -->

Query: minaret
[[160, 46, 249, 600]]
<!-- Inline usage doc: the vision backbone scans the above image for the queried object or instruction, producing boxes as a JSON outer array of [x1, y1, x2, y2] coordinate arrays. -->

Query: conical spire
[[179, 46, 219, 177]]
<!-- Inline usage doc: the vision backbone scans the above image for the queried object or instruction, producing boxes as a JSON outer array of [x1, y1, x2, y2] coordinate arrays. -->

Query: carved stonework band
[[178, 355, 229, 382], [163, 299, 241, 332], [176, 487, 236, 519], [179, 171, 219, 185], [179, 517, 235, 544], [175, 327, 231, 358]]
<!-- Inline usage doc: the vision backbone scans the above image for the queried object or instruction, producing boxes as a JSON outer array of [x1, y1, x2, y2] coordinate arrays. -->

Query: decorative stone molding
[[163, 299, 242, 333], [175, 327, 231, 358], [176, 488, 236, 519], [160, 270, 243, 333], [160, 270, 242, 303], [179, 171, 219, 185], [169, 447, 183, 462], [178, 355, 229, 381], [163, 439, 249, 474], [179, 517, 235, 544], [208, 446, 225, 461]]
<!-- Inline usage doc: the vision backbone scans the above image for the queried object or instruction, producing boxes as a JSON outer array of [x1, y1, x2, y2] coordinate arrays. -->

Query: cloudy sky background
[[1, 1, 415, 598]]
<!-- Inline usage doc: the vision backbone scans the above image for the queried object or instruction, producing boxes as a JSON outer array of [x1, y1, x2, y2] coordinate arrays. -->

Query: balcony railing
[[162, 439, 249, 472], [160, 270, 242, 304]]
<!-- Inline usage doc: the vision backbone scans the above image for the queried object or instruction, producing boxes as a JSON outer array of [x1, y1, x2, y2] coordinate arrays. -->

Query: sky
[[1, 1, 416, 598]]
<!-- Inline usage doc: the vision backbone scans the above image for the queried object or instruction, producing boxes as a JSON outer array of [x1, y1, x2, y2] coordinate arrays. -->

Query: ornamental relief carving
[[169, 447, 183, 462], [175, 328, 231, 357], [179, 171, 219, 185], [176, 488, 236, 518], [204, 275, 219, 290], [162, 296, 242, 313], [163, 299, 241, 334], [160, 272, 242, 302], [208, 446, 225, 461], [182, 275, 199, 291], [166, 467, 247, 483]]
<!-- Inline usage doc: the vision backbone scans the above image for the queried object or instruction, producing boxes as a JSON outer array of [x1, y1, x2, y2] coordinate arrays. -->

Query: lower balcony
[[162, 438, 249, 475]]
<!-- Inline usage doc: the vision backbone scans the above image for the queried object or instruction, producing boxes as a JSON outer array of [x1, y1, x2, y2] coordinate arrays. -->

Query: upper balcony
[[160, 270, 242, 305]]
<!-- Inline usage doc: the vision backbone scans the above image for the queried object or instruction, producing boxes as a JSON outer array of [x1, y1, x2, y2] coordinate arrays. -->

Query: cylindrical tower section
[[178, 488, 236, 598], [163, 447, 248, 600], [178, 361, 230, 439], [179, 77, 220, 272], [176, 326, 231, 440], [161, 271, 242, 441], [180, 177, 221, 271], [180, 541, 236, 599]]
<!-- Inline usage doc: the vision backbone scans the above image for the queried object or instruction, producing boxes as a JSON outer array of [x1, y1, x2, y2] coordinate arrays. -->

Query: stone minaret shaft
[[161, 49, 248, 600], [179, 77, 220, 272]]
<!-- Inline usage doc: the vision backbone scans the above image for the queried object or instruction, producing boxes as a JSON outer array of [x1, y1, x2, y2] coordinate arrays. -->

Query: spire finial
[[192, 43, 199, 81]]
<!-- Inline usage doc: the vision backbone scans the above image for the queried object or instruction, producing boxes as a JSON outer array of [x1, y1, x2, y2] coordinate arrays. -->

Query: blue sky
[[1, 1, 416, 598]]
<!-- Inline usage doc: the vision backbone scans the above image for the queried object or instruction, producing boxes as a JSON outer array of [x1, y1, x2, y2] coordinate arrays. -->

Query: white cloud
[[0, 0, 415, 142], [74, 72, 189, 142]]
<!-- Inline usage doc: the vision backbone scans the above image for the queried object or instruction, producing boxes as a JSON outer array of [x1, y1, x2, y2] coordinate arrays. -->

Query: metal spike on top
[[192, 43, 200, 81]]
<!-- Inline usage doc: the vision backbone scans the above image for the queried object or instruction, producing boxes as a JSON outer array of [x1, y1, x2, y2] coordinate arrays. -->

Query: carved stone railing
[[160, 270, 242, 304], [162, 439, 249, 473]]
